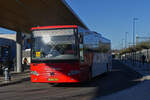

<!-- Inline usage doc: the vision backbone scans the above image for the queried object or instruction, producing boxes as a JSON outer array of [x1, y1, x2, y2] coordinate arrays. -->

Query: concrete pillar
[[16, 31, 22, 72]]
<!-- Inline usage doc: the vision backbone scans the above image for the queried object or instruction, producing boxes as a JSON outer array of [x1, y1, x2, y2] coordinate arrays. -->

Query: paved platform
[[0, 69, 30, 87], [122, 60, 150, 81], [95, 60, 150, 100]]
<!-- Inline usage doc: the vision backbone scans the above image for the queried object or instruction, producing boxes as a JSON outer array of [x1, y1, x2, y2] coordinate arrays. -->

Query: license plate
[[48, 78, 58, 81]]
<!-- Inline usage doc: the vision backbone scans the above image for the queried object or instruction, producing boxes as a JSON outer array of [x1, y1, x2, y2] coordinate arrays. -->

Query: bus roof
[[101, 37, 111, 44], [31, 25, 78, 30]]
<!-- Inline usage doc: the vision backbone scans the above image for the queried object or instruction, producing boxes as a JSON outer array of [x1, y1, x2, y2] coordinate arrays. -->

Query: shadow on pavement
[[93, 60, 143, 99], [52, 72, 108, 87], [52, 60, 143, 99]]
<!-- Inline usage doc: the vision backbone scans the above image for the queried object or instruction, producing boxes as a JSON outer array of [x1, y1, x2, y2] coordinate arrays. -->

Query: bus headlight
[[68, 70, 80, 76], [31, 71, 39, 76]]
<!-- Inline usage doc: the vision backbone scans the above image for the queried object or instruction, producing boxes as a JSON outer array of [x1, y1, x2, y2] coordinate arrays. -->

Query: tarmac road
[[0, 60, 142, 100]]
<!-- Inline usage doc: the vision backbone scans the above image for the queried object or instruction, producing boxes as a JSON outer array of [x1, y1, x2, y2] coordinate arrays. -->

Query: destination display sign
[[33, 29, 74, 37]]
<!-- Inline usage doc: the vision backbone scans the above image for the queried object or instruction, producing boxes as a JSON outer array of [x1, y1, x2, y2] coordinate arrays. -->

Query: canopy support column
[[16, 31, 22, 72]]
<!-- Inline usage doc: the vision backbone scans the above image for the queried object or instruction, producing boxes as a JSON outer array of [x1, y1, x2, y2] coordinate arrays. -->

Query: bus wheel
[[49, 83, 59, 86]]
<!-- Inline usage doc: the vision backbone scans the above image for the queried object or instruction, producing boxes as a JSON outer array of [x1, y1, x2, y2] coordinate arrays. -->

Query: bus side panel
[[92, 53, 108, 77]]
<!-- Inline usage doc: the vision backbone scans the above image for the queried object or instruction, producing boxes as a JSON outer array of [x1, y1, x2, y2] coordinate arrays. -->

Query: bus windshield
[[32, 29, 78, 60]]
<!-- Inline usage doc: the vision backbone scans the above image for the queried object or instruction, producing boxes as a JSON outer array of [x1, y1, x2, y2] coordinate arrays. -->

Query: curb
[[0, 77, 30, 87], [0, 69, 30, 87]]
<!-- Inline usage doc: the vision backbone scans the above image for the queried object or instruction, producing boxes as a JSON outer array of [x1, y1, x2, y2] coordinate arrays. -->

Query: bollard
[[4, 67, 11, 81]]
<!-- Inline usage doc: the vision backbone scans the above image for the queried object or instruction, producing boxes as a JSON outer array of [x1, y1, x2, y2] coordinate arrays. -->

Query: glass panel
[[79, 35, 84, 62], [32, 29, 78, 60], [3, 47, 9, 57], [80, 44, 84, 62]]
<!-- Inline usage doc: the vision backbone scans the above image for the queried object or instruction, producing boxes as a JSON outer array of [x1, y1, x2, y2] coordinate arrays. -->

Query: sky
[[0, 27, 16, 34], [1, 0, 150, 49], [66, 0, 150, 49]]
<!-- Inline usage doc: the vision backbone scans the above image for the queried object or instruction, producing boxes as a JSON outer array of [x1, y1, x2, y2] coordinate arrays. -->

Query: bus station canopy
[[0, 0, 88, 33]]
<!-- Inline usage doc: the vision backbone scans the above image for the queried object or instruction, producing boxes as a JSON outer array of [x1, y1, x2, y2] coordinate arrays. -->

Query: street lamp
[[122, 38, 124, 49], [125, 32, 128, 48], [133, 18, 139, 46], [132, 18, 138, 65]]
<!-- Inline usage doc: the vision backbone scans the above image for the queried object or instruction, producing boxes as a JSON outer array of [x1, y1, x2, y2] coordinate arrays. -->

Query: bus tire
[[49, 83, 59, 86]]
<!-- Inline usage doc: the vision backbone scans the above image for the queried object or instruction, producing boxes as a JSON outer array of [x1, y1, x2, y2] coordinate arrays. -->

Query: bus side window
[[79, 34, 84, 62]]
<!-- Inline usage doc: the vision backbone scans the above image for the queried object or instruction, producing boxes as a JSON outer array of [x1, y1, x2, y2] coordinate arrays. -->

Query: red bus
[[31, 25, 111, 83]]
